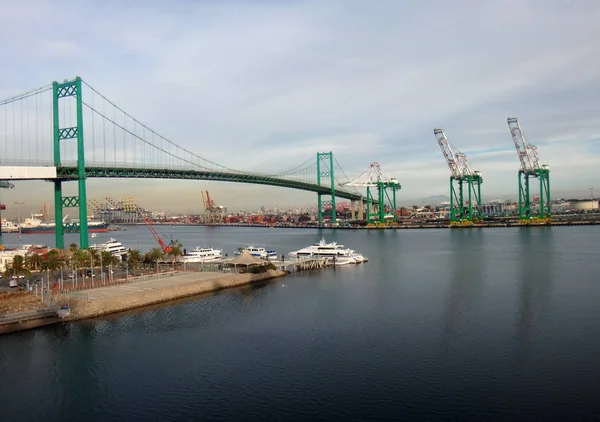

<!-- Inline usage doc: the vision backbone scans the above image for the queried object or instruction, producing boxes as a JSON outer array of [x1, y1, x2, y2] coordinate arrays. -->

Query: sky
[[0, 0, 599, 217]]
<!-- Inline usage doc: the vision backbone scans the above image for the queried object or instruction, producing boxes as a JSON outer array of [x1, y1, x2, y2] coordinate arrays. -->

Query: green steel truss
[[366, 182, 401, 224], [518, 169, 550, 222], [316, 152, 336, 224], [55, 166, 365, 202], [449, 175, 482, 224], [53, 77, 89, 249]]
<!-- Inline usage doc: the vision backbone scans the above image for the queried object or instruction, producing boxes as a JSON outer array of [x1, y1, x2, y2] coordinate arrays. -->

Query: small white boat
[[182, 247, 222, 263], [289, 238, 367, 265], [91, 233, 99, 238], [236, 245, 278, 260], [56, 305, 71, 318]]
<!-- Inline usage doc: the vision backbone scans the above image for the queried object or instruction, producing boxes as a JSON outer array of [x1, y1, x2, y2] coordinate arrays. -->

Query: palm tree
[[73, 249, 89, 277], [25, 253, 43, 271], [41, 249, 65, 285], [100, 251, 120, 281], [167, 242, 183, 267], [126, 250, 143, 274], [144, 247, 165, 273], [69, 243, 78, 253], [4, 255, 31, 281], [88, 248, 101, 272]]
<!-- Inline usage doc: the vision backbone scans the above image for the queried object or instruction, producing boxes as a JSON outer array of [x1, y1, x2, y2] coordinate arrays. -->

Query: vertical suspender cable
[[91, 89, 95, 164], [103, 95, 106, 167], [20, 99, 24, 162], [123, 110, 127, 166], [113, 105, 117, 167], [35, 94, 39, 164], [133, 120, 137, 165]]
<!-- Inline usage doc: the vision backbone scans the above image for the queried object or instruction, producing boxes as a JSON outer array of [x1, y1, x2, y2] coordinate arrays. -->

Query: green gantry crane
[[343, 162, 401, 224], [434, 129, 483, 226], [507, 117, 550, 224]]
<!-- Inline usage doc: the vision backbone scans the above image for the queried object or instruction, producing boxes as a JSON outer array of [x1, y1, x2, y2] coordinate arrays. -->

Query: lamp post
[[13, 201, 25, 223]]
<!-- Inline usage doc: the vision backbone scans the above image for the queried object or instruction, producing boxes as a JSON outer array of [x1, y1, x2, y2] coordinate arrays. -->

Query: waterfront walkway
[[70, 272, 225, 301]]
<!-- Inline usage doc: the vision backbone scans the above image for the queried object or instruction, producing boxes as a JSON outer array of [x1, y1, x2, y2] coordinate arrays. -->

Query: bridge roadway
[[0, 165, 365, 202], [57, 166, 364, 201]]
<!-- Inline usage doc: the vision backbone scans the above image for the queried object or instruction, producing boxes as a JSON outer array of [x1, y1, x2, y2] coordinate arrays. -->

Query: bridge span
[[0, 77, 398, 249]]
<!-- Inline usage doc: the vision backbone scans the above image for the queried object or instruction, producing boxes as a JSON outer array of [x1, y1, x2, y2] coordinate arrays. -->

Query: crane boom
[[134, 207, 172, 253], [455, 153, 473, 177], [434, 129, 462, 178], [206, 191, 215, 209], [201, 191, 207, 210], [507, 117, 537, 172]]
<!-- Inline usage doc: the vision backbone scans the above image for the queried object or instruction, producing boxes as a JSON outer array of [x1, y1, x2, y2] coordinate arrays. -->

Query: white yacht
[[288, 238, 367, 265], [91, 238, 128, 260], [236, 245, 278, 260], [182, 247, 222, 263]]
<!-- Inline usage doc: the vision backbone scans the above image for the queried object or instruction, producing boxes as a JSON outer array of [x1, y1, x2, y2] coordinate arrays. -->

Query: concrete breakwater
[[56, 269, 287, 320]]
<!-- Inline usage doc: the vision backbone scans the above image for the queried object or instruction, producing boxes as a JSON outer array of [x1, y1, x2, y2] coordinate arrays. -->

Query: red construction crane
[[126, 204, 172, 254]]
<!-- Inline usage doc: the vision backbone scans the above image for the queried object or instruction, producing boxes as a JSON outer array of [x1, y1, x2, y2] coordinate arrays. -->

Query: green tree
[[73, 249, 90, 277], [144, 247, 165, 273], [25, 253, 43, 271], [69, 243, 78, 253], [167, 242, 183, 267], [100, 251, 120, 279], [41, 249, 65, 283], [126, 250, 143, 273], [4, 255, 31, 281], [88, 248, 101, 270]]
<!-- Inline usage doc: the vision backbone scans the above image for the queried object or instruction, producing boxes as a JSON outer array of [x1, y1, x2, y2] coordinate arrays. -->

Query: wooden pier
[[275, 257, 330, 272]]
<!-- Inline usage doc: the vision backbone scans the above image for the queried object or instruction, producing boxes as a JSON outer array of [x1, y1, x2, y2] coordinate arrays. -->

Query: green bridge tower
[[53, 77, 89, 249], [317, 152, 337, 224]]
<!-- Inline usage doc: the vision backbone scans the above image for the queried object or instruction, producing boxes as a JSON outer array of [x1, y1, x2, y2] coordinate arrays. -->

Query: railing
[[0, 306, 60, 325], [57, 270, 182, 297]]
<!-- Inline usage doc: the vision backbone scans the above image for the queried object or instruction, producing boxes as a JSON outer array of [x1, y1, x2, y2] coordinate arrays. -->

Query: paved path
[[79, 272, 224, 300]]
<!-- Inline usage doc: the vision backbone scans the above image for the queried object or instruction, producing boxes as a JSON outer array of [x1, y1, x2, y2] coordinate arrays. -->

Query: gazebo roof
[[227, 250, 265, 266]]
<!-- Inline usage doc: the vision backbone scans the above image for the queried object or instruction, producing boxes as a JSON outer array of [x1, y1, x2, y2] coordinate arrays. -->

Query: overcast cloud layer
[[1, 0, 599, 215]]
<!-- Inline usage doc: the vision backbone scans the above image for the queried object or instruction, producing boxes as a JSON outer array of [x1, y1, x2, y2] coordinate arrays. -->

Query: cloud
[[1, 0, 600, 215]]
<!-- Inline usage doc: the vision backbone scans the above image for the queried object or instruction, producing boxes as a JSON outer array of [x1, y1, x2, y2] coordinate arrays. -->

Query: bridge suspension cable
[[81, 80, 243, 173]]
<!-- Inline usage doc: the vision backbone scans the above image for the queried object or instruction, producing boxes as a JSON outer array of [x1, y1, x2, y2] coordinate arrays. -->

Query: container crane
[[343, 162, 401, 224], [434, 129, 483, 225], [507, 117, 550, 223], [201, 190, 224, 224]]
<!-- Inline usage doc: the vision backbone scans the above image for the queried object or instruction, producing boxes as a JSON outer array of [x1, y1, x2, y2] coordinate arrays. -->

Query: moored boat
[[19, 214, 109, 234], [90, 238, 128, 260], [182, 247, 223, 263], [235, 245, 278, 260], [289, 238, 367, 265]]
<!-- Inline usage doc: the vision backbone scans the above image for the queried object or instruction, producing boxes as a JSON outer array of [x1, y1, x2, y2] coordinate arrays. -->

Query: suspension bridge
[[0, 77, 398, 249]]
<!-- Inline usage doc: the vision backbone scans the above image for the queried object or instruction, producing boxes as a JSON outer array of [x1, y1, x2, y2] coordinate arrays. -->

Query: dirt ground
[[0, 291, 47, 314]]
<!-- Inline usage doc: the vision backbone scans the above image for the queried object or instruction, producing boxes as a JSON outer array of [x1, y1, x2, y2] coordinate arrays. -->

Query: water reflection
[[515, 228, 554, 356], [443, 229, 484, 343]]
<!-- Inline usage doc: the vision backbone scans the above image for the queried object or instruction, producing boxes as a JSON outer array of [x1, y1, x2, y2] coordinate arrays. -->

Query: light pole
[[13, 201, 25, 223]]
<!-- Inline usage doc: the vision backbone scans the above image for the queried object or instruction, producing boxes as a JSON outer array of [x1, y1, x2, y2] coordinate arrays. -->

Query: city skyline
[[1, 1, 599, 213]]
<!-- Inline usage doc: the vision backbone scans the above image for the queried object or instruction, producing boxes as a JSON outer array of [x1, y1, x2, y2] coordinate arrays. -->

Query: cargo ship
[[19, 214, 109, 234]]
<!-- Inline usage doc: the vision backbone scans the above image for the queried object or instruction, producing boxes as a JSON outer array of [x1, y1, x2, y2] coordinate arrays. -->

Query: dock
[[274, 257, 329, 272]]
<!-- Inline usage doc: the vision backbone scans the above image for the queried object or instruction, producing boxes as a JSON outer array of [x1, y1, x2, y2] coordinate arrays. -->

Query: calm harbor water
[[1, 226, 600, 421]]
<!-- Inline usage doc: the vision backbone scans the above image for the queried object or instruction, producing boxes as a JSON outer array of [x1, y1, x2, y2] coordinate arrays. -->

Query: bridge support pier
[[53, 77, 89, 250], [317, 152, 336, 225]]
